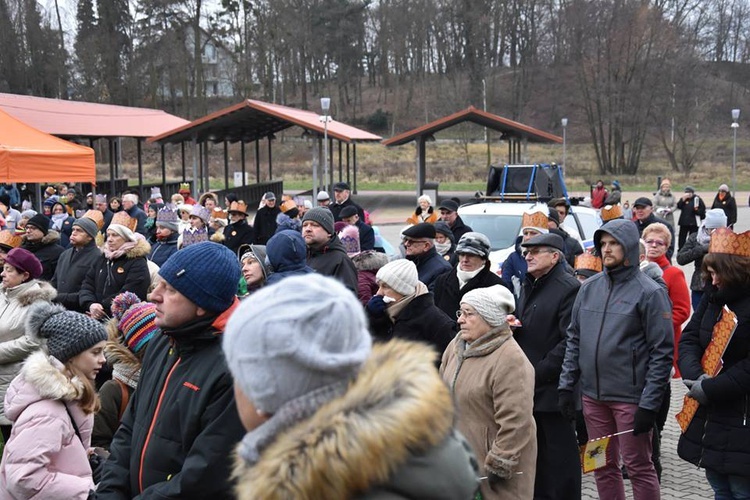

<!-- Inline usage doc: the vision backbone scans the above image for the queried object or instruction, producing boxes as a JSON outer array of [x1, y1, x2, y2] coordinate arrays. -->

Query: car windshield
[[458, 214, 521, 250]]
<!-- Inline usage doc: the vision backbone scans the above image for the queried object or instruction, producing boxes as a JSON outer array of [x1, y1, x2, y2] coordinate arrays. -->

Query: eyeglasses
[[644, 239, 667, 247], [403, 239, 429, 247], [522, 248, 553, 258], [456, 310, 477, 319]]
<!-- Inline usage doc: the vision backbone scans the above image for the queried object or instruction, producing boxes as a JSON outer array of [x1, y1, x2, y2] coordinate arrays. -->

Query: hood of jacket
[[594, 219, 640, 279], [101, 237, 151, 260], [4, 351, 86, 422], [234, 340, 462, 499], [1, 279, 57, 306], [266, 229, 308, 272], [351, 249, 389, 272]]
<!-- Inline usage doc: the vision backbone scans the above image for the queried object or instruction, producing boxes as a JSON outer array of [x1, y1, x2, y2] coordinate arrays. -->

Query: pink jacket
[[0, 351, 94, 499]]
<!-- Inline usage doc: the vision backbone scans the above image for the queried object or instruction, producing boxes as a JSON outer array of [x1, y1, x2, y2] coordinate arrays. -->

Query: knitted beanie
[[461, 284, 515, 326], [376, 259, 418, 296], [27, 214, 50, 235], [158, 242, 240, 312], [704, 208, 728, 229], [107, 223, 136, 242], [73, 217, 99, 240], [302, 207, 334, 235], [26, 302, 107, 363], [223, 274, 372, 414], [111, 292, 159, 354], [455, 232, 491, 259], [340, 225, 361, 256], [156, 205, 180, 232]]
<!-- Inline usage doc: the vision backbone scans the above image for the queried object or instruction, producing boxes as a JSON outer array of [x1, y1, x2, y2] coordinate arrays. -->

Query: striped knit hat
[[111, 292, 159, 353]]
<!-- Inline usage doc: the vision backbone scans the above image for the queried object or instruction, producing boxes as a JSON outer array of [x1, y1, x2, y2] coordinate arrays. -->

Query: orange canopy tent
[[0, 107, 95, 182]]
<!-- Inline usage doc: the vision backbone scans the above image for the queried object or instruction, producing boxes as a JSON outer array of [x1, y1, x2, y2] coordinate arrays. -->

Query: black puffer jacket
[[677, 287, 750, 477], [369, 292, 456, 359], [432, 265, 508, 319], [50, 239, 101, 312], [253, 205, 280, 245], [306, 234, 358, 291], [96, 308, 246, 498], [515, 260, 580, 412], [222, 220, 255, 255], [79, 239, 150, 315], [21, 231, 65, 281]]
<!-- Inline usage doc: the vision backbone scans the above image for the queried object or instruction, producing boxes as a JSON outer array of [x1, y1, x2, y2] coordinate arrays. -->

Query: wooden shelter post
[[224, 140, 229, 190], [137, 139, 143, 191], [240, 141, 246, 186]]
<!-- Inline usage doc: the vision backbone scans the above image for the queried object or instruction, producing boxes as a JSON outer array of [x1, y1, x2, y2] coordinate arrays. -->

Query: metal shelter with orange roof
[[150, 99, 382, 195], [0, 92, 190, 197], [383, 106, 562, 195]]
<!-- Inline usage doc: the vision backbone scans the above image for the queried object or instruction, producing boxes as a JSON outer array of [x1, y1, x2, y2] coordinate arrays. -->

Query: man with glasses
[[559, 219, 673, 500], [401, 223, 451, 290], [632, 197, 675, 260], [515, 233, 581, 499]]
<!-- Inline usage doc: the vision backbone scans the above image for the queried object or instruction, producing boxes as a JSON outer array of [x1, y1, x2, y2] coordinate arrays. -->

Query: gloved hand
[[366, 295, 387, 316], [684, 375, 710, 405], [558, 390, 576, 421], [486, 470, 504, 490], [632, 407, 657, 436]]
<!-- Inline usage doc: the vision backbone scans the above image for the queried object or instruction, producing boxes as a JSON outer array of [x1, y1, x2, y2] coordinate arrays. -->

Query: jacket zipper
[[631, 346, 637, 386], [698, 406, 710, 468], [594, 280, 614, 400], [138, 357, 181, 493], [744, 395, 748, 427]]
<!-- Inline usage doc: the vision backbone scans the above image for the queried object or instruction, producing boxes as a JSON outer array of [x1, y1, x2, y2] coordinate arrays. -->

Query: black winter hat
[[339, 206, 358, 219], [521, 233, 565, 252], [26, 214, 50, 235], [402, 223, 436, 239]]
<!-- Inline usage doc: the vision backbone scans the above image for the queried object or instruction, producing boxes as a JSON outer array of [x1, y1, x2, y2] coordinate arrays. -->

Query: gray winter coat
[[558, 219, 674, 412], [676, 231, 708, 292]]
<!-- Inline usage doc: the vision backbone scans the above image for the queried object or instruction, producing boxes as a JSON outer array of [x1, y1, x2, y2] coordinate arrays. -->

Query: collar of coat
[[233, 339, 455, 499], [18, 351, 85, 402], [455, 324, 513, 359], [1, 280, 56, 305]]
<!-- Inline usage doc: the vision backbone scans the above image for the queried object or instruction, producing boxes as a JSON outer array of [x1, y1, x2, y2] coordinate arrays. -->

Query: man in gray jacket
[[558, 219, 673, 500]]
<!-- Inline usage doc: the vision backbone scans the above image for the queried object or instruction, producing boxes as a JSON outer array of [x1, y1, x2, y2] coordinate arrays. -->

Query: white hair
[[418, 194, 432, 205], [122, 193, 139, 203]]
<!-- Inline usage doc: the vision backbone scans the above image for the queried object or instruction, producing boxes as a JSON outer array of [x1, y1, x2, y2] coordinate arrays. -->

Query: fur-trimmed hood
[[351, 249, 390, 272], [1, 279, 56, 306], [22, 229, 61, 247], [100, 237, 151, 260], [4, 351, 85, 422], [234, 340, 477, 499]]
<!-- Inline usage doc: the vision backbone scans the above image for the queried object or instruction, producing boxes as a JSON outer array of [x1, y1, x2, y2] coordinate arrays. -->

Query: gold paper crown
[[600, 204, 623, 222], [709, 228, 750, 257], [82, 209, 104, 230], [575, 253, 603, 273], [0, 231, 22, 250], [110, 211, 137, 232], [280, 199, 297, 214], [179, 183, 191, 193], [521, 211, 548, 231], [227, 201, 249, 215], [211, 207, 227, 220]]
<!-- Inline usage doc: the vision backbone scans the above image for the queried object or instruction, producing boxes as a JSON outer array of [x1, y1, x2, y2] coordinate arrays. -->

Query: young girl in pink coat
[[0, 302, 107, 500]]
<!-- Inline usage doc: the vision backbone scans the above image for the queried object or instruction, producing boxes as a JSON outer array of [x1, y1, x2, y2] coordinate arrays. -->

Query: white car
[[457, 201, 601, 273]]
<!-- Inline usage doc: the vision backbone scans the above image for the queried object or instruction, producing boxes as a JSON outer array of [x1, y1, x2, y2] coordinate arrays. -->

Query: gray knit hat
[[26, 302, 107, 363], [302, 207, 334, 235], [461, 285, 515, 327], [376, 259, 419, 296], [224, 274, 372, 414], [73, 217, 99, 240]]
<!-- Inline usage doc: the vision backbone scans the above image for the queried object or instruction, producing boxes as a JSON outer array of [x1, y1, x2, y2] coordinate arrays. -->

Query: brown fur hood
[[1, 280, 57, 306], [22, 229, 61, 247], [351, 249, 390, 272], [234, 340, 457, 499], [99, 238, 151, 260]]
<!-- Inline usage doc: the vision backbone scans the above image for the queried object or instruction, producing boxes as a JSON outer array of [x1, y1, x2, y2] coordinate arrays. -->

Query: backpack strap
[[114, 379, 131, 421]]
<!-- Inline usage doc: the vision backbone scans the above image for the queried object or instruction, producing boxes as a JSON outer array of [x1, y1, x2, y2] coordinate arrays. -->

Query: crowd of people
[[0, 178, 746, 500]]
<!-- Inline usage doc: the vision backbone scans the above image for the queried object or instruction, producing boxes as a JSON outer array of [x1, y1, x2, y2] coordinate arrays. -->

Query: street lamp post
[[732, 109, 740, 198], [320, 98, 331, 194], [561, 117, 568, 179]]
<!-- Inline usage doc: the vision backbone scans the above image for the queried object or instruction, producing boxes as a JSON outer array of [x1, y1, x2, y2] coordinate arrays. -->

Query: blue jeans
[[706, 468, 750, 500]]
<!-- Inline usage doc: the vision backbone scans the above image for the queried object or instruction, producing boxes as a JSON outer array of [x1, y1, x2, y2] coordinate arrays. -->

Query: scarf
[[51, 213, 67, 231], [697, 224, 712, 246], [238, 380, 350, 466], [435, 240, 452, 256], [112, 363, 140, 389], [103, 240, 137, 260], [386, 281, 428, 321], [456, 267, 482, 289]]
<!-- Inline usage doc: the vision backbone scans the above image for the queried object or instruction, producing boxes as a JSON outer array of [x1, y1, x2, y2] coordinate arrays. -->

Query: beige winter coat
[[441, 326, 537, 500], [0, 280, 56, 425]]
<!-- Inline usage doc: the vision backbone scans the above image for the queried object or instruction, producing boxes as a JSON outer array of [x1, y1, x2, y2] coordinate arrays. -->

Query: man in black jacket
[[402, 223, 451, 290], [21, 213, 64, 281], [633, 197, 676, 260], [515, 233, 581, 499], [676, 186, 706, 249], [329, 182, 365, 221], [253, 191, 280, 244], [96, 242, 245, 499], [438, 199, 473, 242], [301, 207, 358, 291], [50, 215, 101, 312], [222, 200, 255, 255], [433, 232, 508, 318]]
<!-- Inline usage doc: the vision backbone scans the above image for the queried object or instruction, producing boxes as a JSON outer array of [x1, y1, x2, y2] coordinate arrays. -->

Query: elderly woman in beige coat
[[441, 284, 537, 500]]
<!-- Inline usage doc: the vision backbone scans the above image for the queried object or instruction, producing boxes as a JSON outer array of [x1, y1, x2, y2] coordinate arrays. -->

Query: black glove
[[684, 376, 710, 405], [632, 407, 657, 436], [558, 390, 576, 421], [487, 470, 504, 490], [366, 295, 387, 316]]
